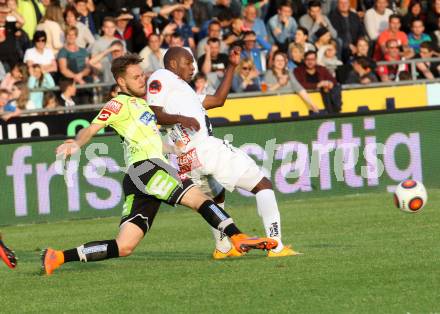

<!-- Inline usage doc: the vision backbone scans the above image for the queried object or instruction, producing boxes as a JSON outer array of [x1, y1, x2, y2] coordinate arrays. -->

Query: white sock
[[210, 202, 232, 253], [256, 189, 284, 252]]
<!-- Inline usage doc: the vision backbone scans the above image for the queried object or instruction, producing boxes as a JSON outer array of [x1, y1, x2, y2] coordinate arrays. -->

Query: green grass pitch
[[1, 191, 439, 313]]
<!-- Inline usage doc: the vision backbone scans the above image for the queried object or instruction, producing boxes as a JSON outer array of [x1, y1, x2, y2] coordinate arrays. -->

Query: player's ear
[[169, 59, 178, 70], [117, 76, 126, 90]]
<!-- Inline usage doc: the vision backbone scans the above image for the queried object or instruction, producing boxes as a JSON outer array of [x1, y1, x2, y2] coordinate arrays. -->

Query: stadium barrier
[[2, 81, 439, 140], [1, 107, 439, 226]]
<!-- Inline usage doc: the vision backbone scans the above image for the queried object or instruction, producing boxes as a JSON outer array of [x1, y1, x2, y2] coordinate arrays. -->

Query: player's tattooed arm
[[203, 46, 241, 110], [150, 106, 200, 131]]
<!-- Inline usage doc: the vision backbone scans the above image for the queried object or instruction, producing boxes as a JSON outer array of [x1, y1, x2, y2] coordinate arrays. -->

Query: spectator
[[6, 0, 25, 30], [0, 6, 21, 71], [267, 1, 298, 52], [131, 6, 163, 53], [63, 5, 95, 49], [197, 20, 228, 57], [198, 37, 228, 88], [415, 41, 440, 79], [232, 58, 261, 92], [8, 80, 35, 111], [17, 0, 45, 39], [212, 0, 241, 19], [57, 78, 76, 107], [408, 19, 431, 53], [345, 56, 378, 84], [294, 50, 342, 113], [169, 6, 195, 52], [42, 91, 59, 113], [74, 0, 96, 36], [89, 40, 125, 83], [401, 0, 425, 33], [242, 4, 268, 42], [91, 17, 118, 75], [192, 72, 215, 95], [294, 26, 316, 53], [114, 7, 135, 52], [373, 14, 413, 61], [223, 17, 244, 47], [266, 0, 306, 23], [139, 33, 166, 73], [0, 88, 20, 121], [376, 39, 409, 82], [264, 51, 319, 112], [364, 0, 393, 41], [430, 17, 440, 49], [28, 63, 55, 109], [0, 62, 28, 91], [23, 31, 57, 74], [317, 39, 343, 77], [354, 36, 373, 57], [426, 0, 440, 33], [36, 4, 64, 55], [105, 84, 120, 102], [299, 0, 338, 42], [329, 0, 366, 61], [314, 27, 332, 51], [241, 30, 272, 74], [287, 42, 305, 69]]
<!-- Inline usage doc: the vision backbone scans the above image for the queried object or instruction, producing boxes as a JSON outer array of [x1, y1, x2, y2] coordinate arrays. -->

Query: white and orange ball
[[394, 180, 428, 213]]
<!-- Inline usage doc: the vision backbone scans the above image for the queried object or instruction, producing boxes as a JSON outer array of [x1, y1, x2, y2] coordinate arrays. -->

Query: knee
[[180, 186, 210, 210], [251, 177, 273, 194], [117, 242, 136, 257]]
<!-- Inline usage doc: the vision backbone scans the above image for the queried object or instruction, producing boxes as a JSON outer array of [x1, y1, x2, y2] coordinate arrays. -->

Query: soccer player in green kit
[[41, 53, 277, 275]]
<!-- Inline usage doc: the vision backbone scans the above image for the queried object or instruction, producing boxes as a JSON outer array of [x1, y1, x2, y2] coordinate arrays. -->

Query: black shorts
[[120, 158, 195, 234]]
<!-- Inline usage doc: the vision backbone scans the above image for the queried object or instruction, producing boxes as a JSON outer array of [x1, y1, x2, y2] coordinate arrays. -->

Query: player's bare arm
[[150, 106, 200, 131], [55, 123, 104, 158], [203, 46, 241, 110]]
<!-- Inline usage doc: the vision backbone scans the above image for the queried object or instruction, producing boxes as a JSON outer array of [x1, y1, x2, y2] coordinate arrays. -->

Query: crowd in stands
[[1, 0, 440, 119]]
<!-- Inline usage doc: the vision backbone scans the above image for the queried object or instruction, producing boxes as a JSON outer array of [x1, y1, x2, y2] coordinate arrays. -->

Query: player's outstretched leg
[[0, 233, 17, 269], [41, 222, 144, 275], [179, 186, 278, 253], [251, 178, 302, 257]]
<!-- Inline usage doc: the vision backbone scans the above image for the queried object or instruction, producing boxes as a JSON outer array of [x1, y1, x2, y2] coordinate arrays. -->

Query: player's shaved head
[[164, 47, 192, 69], [164, 47, 195, 82]]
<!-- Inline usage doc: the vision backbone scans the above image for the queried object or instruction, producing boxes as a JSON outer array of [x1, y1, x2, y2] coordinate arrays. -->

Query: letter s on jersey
[[98, 109, 112, 121], [149, 80, 162, 94]]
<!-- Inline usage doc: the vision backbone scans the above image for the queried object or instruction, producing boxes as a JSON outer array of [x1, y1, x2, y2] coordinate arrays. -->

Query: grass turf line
[[0, 191, 439, 313]]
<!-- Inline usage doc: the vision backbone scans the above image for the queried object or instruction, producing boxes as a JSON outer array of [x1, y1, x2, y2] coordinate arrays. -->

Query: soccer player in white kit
[[148, 47, 300, 258]]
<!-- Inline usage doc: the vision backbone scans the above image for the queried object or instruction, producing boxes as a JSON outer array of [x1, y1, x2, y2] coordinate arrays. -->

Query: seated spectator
[[42, 91, 60, 113], [212, 0, 241, 19], [242, 4, 269, 43], [408, 19, 431, 53], [197, 20, 228, 57], [345, 56, 379, 84], [91, 17, 118, 70], [317, 39, 343, 77], [115, 8, 135, 52], [7, 80, 35, 112], [132, 6, 166, 53], [267, 1, 297, 52], [241, 30, 272, 74], [266, 0, 306, 22], [354, 36, 373, 57], [16, 0, 44, 39], [232, 58, 261, 92], [329, 0, 366, 62], [426, 0, 440, 33], [75, 0, 97, 36], [401, 0, 426, 33], [139, 33, 166, 74], [105, 84, 120, 102], [192, 72, 215, 95], [89, 40, 125, 83], [299, 0, 337, 42], [0, 88, 18, 121], [294, 27, 316, 53], [168, 6, 195, 52], [264, 51, 319, 112], [57, 78, 76, 107], [23, 31, 57, 74], [223, 17, 244, 47], [28, 64, 55, 109], [430, 16, 440, 49], [0, 6, 22, 71], [287, 42, 305, 70], [314, 27, 332, 51], [364, 0, 393, 41], [376, 39, 409, 82], [373, 14, 413, 61], [63, 5, 95, 50], [197, 37, 228, 88], [36, 4, 64, 55], [0, 62, 28, 91], [294, 50, 342, 113], [415, 42, 440, 79]]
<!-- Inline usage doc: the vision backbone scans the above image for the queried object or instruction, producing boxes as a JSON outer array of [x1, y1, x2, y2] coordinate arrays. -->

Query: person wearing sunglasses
[[232, 57, 261, 92], [23, 30, 57, 74]]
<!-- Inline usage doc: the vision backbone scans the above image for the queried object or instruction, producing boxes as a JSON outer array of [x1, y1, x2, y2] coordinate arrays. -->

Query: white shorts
[[177, 137, 265, 197]]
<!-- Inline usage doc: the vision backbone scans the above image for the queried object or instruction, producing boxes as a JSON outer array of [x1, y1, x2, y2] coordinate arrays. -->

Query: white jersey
[[147, 69, 212, 151]]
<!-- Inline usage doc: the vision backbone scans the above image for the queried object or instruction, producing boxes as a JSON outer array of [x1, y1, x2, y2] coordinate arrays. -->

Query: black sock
[[198, 200, 241, 237], [64, 240, 119, 263]]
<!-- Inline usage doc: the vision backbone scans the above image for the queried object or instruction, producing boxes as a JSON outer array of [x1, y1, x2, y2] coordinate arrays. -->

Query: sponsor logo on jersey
[[177, 148, 202, 174], [139, 111, 157, 125], [97, 109, 112, 121], [149, 80, 162, 94], [103, 100, 123, 114]]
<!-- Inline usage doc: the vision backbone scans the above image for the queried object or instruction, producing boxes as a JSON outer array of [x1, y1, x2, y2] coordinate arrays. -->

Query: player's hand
[[228, 46, 241, 67], [178, 115, 200, 131], [56, 139, 80, 158]]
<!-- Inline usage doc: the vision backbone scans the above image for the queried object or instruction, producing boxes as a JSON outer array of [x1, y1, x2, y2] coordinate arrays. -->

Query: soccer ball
[[394, 180, 427, 213]]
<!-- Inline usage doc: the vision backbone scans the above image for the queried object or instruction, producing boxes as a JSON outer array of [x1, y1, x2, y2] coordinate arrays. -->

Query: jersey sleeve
[[146, 71, 169, 108], [92, 98, 127, 127]]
